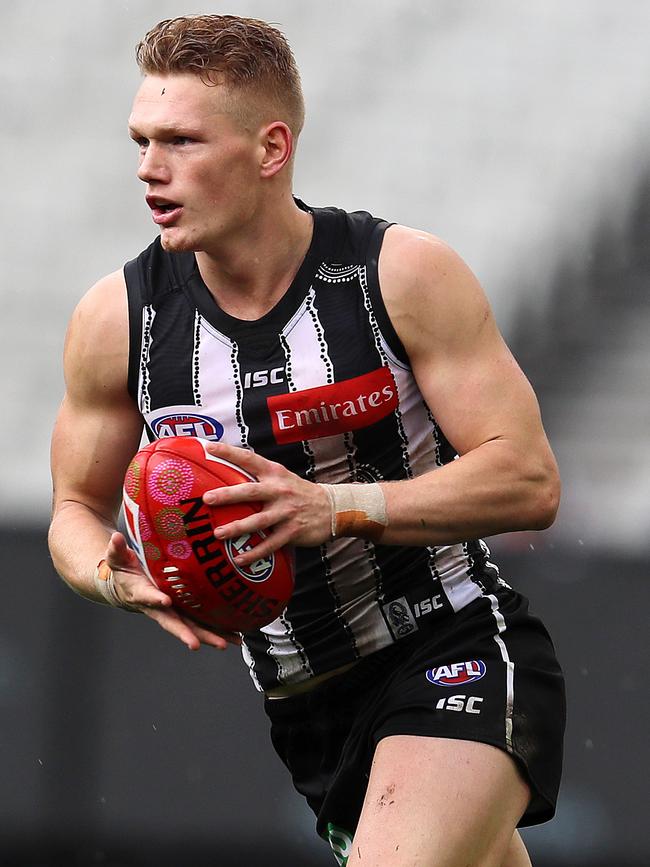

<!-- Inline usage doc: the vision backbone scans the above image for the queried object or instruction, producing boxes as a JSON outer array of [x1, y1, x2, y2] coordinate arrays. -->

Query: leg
[[347, 735, 530, 867]]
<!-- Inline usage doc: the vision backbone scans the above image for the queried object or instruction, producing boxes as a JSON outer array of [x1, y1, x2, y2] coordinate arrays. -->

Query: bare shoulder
[[64, 269, 130, 403], [378, 224, 495, 359]]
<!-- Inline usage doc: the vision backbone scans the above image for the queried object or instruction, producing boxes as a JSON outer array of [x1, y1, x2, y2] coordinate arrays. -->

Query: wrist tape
[[93, 560, 139, 611], [321, 483, 388, 542]]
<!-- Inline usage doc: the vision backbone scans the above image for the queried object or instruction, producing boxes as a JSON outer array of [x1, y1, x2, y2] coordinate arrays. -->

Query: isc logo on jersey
[[151, 412, 224, 441], [426, 659, 486, 687]]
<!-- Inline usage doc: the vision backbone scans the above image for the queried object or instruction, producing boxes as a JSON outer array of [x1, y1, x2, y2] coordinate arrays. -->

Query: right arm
[[48, 270, 234, 650]]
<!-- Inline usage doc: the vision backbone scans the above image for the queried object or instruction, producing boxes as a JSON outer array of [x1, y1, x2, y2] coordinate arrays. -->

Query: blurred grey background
[[1, 1, 648, 865]]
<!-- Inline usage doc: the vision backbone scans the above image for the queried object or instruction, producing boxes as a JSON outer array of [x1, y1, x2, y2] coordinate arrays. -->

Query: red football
[[121, 436, 294, 633]]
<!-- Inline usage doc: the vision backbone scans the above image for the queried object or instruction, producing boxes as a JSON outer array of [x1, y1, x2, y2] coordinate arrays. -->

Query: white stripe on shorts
[[487, 594, 514, 753]]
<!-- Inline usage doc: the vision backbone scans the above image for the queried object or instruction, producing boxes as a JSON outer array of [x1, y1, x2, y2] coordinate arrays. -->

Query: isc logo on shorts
[[426, 659, 486, 687]]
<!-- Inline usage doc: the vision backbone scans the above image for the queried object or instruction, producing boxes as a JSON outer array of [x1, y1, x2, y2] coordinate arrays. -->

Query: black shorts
[[264, 588, 565, 850]]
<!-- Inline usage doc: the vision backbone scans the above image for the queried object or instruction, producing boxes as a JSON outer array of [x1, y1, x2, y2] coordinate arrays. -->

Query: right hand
[[105, 531, 241, 651]]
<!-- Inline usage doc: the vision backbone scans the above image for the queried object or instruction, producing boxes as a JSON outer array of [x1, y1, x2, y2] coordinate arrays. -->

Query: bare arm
[[48, 271, 234, 649], [49, 270, 146, 595], [376, 225, 560, 546]]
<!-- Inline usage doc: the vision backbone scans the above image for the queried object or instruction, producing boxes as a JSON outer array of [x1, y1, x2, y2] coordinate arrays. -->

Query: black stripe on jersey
[[146, 292, 196, 410], [237, 335, 307, 686], [424, 405, 458, 467], [465, 539, 500, 593], [124, 256, 146, 403], [309, 268, 451, 615], [276, 331, 359, 676], [365, 220, 408, 365]]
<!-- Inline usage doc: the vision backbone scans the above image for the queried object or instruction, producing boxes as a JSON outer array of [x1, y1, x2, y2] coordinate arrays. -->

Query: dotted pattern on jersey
[[358, 266, 412, 479], [230, 339, 249, 448], [316, 263, 360, 284], [280, 326, 357, 672], [139, 305, 155, 414], [192, 310, 202, 406]]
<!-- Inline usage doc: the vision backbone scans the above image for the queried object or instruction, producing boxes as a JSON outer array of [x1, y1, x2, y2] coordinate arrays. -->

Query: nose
[[136, 142, 170, 184]]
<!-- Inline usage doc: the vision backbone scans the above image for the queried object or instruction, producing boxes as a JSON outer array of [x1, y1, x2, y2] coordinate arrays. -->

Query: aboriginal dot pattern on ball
[[144, 541, 162, 561], [138, 511, 153, 541], [148, 458, 194, 505], [154, 507, 187, 541], [167, 540, 192, 560], [124, 459, 141, 499]]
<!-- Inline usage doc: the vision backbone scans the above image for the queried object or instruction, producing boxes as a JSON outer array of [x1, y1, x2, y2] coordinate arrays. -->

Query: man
[[49, 14, 565, 867]]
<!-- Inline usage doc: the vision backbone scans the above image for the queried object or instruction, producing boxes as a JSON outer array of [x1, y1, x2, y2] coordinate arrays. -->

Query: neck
[[195, 191, 313, 320]]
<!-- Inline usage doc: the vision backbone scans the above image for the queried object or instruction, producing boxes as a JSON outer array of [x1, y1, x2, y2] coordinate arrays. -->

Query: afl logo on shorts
[[151, 412, 224, 441], [426, 659, 487, 687], [226, 532, 275, 583]]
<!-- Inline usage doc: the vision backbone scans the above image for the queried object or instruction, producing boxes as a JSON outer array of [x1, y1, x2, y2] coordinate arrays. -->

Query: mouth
[[146, 196, 183, 226]]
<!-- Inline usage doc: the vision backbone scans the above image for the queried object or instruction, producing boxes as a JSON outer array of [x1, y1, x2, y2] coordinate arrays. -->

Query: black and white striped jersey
[[124, 201, 502, 692]]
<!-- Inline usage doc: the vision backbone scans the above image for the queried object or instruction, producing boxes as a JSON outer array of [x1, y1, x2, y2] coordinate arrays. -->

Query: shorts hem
[[372, 725, 556, 827]]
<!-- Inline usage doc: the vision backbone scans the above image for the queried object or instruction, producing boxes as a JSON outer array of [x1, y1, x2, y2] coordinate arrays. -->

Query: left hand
[[202, 441, 332, 565]]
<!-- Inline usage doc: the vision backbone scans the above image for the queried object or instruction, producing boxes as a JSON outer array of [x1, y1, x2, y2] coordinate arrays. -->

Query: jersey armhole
[[365, 221, 410, 367], [123, 257, 145, 403]]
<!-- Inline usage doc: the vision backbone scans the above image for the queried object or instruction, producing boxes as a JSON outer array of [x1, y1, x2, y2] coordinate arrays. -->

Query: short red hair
[[136, 14, 305, 135]]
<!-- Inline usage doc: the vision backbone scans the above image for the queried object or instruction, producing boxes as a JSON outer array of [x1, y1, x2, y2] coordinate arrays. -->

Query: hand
[[105, 532, 241, 651], [202, 441, 332, 566]]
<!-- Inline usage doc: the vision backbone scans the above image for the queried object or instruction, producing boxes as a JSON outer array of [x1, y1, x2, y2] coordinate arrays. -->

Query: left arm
[[374, 224, 560, 546]]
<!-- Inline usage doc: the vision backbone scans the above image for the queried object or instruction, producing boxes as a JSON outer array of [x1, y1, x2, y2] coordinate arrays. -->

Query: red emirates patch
[[268, 367, 398, 445]]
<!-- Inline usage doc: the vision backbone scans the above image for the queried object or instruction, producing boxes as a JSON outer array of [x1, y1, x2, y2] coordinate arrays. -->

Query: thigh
[[347, 735, 530, 867]]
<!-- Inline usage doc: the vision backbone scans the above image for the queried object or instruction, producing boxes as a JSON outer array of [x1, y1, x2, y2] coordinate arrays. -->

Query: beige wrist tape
[[93, 560, 139, 611], [321, 483, 388, 542]]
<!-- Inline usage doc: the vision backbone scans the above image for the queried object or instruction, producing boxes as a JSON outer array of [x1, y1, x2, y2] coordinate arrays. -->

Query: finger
[[179, 616, 242, 648], [203, 481, 269, 506], [228, 525, 293, 566], [120, 579, 173, 609], [212, 508, 280, 541], [106, 531, 130, 562], [143, 606, 206, 651], [203, 441, 266, 476], [106, 532, 143, 573]]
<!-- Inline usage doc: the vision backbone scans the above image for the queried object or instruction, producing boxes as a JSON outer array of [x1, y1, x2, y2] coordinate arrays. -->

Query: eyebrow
[[127, 121, 204, 139]]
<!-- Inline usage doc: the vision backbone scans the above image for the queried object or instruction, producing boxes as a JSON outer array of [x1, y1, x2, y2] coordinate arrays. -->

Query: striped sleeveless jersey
[[124, 201, 502, 692]]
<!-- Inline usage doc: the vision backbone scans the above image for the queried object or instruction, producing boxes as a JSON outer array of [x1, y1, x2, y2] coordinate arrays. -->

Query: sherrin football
[[121, 436, 294, 633]]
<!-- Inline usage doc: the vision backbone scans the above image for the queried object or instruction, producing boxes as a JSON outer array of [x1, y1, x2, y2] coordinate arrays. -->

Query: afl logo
[[226, 532, 275, 583], [426, 660, 486, 687], [151, 413, 224, 442]]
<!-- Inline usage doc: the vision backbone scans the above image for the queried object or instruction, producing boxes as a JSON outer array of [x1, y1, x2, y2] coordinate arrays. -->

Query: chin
[[159, 228, 198, 254]]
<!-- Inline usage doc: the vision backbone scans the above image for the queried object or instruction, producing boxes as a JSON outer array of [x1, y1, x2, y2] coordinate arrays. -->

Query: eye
[[132, 136, 149, 149], [172, 136, 194, 146]]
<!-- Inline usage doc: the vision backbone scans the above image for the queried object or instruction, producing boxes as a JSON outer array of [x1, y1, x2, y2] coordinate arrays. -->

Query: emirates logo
[[267, 368, 398, 444]]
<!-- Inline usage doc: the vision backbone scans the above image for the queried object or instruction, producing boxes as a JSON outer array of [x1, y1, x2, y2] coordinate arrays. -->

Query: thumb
[[106, 531, 142, 572]]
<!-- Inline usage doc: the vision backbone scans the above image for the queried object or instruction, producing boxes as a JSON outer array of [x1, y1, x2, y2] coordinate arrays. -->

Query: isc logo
[[435, 694, 484, 714], [243, 367, 284, 389]]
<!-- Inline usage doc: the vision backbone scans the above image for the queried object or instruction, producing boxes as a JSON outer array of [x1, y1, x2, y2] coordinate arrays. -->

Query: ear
[[259, 122, 293, 178]]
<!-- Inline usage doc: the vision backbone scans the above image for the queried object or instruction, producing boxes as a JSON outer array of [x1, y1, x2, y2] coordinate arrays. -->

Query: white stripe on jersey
[[279, 289, 393, 653], [487, 593, 515, 752], [195, 316, 250, 448]]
